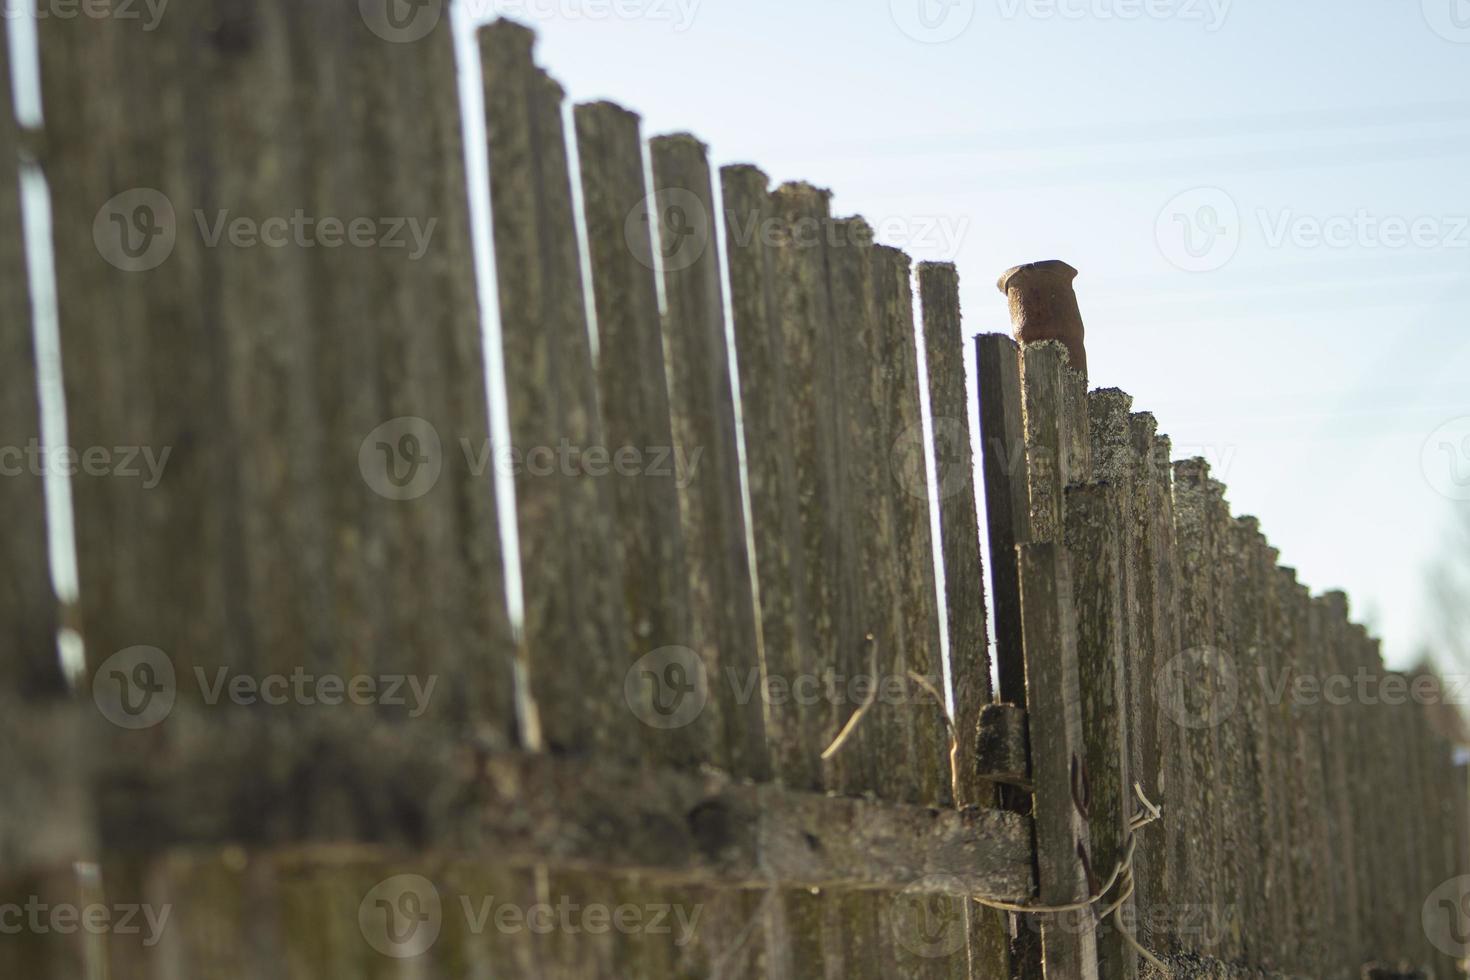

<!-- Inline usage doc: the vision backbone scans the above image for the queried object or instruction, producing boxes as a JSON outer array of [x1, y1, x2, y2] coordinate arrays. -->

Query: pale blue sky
[[461, 0, 1470, 668]]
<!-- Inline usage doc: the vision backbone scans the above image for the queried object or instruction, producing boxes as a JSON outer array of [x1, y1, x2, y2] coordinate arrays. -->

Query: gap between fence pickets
[[19, 706, 1036, 901]]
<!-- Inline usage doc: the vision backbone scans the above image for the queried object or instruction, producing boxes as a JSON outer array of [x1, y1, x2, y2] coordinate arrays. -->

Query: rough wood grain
[[1018, 541, 1099, 980], [975, 333, 1030, 711], [1123, 415, 1175, 952], [574, 101, 707, 770], [720, 164, 831, 980], [1020, 342, 1071, 547], [1167, 459, 1225, 949], [44, 0, 513, 732], [650, 133, 769, 782], [481, 21, 626, 754], [1277, 567, 1326, 974], [873, 245, 952, 810], [820, 214, 903, 980], [1065, 482, 1136, 980], [1203, 477, 1244, 964], [918, 261, 993, 806], [722, 164, 819, 794], [976, 703, 1030, 789], [1231, 518, 1278, 969], [1317, 592, 1361, 978]]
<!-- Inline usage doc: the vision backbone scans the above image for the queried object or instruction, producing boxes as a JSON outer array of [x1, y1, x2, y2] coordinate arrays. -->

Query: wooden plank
[[1020, 342, 1071, 546], [874, 245, 952, 809], [571, 102, 711, 980], [823, 214, 884, 801], [85, 727, 1031, 916], [1166, 460, 1225, 952], [720, 164, 831, 980], [766, 182, 854, 978], [1318, 593, 1362, 978], [480, 21, 627, 755], [574, 101, 708, 771], [974, 331, 1039, 972], [722, 164, 819, 794], [918, 261, 993, 805], [821, 214, 901, 980], [1123, 415, 1176, 954], [1355, 635, 1394, 969], [1064, 482, 1136, 980], [649, 133, 769, 782], [1086, 390, 1150, 960], [1279, 568, 1328, 973], [766, 181, 844, 797], [1343, 625, 1376, 972], [1015, 339, 1098, 980], [1306, 596, 1348, 978], [975, 333, 1030, 710], [1018, 542, 1099, 980], [1257, 541, 1298, 971], [873, 246, 951, 980], [1231, 518, 1282, 970], [1203, 478, 1244, 964]]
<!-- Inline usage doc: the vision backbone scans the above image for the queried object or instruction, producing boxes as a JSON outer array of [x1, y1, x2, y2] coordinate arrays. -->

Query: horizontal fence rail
[[0, 10, 1465, 980]]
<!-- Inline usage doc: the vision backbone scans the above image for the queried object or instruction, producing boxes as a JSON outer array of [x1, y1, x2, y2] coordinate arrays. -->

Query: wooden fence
[[1, 8, 1467, 979]]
